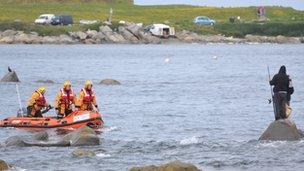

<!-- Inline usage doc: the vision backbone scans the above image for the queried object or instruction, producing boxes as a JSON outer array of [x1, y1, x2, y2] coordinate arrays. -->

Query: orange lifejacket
[[60, 89, 75, 105], [82, 88, 95, 104], [35, 91, 46, 107]]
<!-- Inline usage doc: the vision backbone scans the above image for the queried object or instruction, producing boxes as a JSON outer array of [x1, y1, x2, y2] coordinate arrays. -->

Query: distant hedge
[[0, 21, 303, 37], [214, 22, 304, 37]]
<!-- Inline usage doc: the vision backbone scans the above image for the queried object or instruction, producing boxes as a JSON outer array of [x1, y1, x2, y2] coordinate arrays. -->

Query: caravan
[[144, 24, 175, 38]]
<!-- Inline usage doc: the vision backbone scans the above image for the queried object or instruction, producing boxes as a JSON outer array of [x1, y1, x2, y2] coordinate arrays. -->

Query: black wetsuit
[[270, 66, 290, 120]]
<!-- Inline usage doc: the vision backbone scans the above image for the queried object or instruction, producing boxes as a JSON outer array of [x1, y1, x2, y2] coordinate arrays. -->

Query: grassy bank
[[0, 0, 304, 37]]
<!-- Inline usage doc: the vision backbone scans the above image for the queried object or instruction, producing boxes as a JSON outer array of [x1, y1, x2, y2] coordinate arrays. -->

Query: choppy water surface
[[0, 44, 304, 171]]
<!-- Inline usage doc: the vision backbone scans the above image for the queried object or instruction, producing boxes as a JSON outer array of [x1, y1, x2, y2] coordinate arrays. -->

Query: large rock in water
[[130, 161, 201, 171], [61, 126, 100, 146], [5, 126, 99, 147], [99, 79, 121, 85], [0, 160, 10, 170], [0, 68, 20, 82], [35, 79, 55, 84], [5, 132, 49, 147], [259, 119, 304, 141], [72, 149, 96, 157]]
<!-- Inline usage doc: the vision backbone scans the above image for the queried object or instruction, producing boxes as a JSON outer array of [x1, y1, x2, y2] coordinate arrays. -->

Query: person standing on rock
[[269, 65, 291, 120]]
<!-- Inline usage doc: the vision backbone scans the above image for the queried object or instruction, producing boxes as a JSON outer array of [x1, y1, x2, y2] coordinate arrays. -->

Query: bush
[[215, 22, 304, 37]]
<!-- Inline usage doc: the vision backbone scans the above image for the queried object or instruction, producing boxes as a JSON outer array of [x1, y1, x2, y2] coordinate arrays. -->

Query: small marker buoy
[[213, 56, 218, 60]]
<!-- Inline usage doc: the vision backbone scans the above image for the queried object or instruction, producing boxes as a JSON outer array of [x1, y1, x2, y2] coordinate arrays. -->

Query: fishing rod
[[267, 66, 276, 118], [15, 84, 23, 116]]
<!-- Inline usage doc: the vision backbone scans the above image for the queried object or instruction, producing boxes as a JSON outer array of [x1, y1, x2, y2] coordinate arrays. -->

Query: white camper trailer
[[144, 24, 175, 38]]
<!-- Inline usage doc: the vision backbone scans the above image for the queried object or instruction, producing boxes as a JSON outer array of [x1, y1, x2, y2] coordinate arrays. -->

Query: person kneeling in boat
[[76, 80, 99, 112], [55, 81, 76, 118], [27, 86, 51, 117]]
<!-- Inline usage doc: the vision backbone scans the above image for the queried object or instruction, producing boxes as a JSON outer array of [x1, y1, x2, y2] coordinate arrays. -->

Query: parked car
[[51, 15, 73, 25], [34, 14, 55, 25], [144, 24, 175, 38], [193, 16, 215, 26]]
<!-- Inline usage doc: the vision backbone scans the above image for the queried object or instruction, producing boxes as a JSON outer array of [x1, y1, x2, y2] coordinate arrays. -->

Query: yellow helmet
[[38, 86, 46, 93], [85, 80, 93, 87], [63, 80, 71, 88]]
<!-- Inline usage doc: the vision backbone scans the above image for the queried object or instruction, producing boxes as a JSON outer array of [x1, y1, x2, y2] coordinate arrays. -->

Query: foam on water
[[180, 136, 200, 145], [103, 126, 120, 132], [96, 153, 111, 158]]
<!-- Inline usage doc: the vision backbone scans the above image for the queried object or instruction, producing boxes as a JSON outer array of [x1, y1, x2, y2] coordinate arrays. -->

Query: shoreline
[[0, 23, 303, 45]]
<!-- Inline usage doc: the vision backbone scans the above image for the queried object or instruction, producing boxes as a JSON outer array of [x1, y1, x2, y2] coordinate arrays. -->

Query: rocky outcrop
[[245, 34, 301, 44], [130, 161, 201, 171], [61, 126, 100, 146], [118, 26, 139, 43], [35, 79, 55, 84], [72, 149, 96, 157], [275, 35, 300, 44], [259, 119, 304, 141], [0, 23, 303, 44], [5, 131, 49, 147], [176, 30, 202, 43], [99, 25, 127, 43], [5, 126, 99, 147], [0, 160, 10, 170], [0, 67, 20, 82], [99, 79, 121, 85]]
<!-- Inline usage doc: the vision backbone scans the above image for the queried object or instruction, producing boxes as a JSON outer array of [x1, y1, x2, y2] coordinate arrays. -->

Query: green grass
[[0, 0, 304, 37]]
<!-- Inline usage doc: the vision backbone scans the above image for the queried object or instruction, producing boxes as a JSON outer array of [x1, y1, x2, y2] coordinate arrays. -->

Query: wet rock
[[5, 126, 99, 147], [0, 159, 10, 170], [5, 133, 49, 147], [72, 149, 96, 157], [0, 68, 20, 82], [35, 79, 55, 84], [34, 132, 49, 141], [62, 126, 100, 146], [99, 79, 121, 85], [130, 161, 201, 171], [259, 119, 304, 141]]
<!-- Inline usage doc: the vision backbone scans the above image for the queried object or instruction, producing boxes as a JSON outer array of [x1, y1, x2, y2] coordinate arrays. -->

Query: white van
[[34, 14, 55, 24]]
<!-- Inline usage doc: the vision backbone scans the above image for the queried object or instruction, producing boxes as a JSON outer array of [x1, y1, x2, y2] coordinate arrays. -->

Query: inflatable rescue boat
[[0, 110, 103, 130]]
